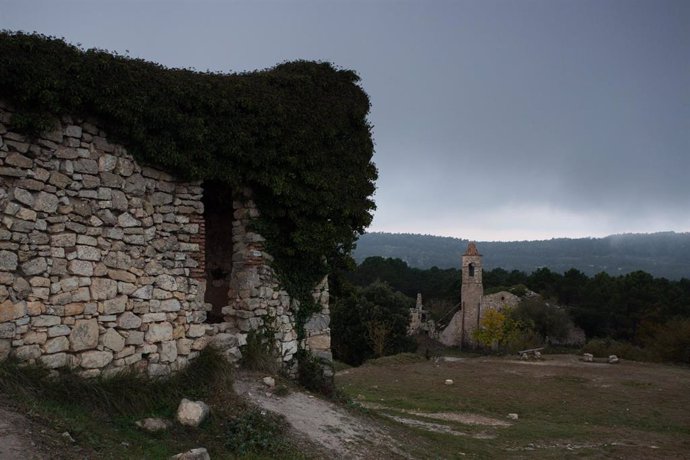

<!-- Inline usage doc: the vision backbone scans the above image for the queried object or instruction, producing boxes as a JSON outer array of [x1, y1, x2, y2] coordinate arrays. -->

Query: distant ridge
[[352, 232, 690, 280]]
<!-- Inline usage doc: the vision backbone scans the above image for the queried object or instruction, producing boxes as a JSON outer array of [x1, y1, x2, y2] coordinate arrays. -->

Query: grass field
[[336, 353, 690, 459]]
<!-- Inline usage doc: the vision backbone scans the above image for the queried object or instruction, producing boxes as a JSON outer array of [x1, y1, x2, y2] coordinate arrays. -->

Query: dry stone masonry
[[0, 101, 332, 377]]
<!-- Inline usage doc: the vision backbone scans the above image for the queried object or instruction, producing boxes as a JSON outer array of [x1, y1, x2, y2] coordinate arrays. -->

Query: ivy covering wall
[[0, 31, 377, 297]]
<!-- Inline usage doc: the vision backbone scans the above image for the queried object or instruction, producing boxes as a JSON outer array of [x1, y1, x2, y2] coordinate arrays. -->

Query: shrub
[[240, 329, 279, 373], [581, 338, 655, 362], [225, 409, 290, 455]]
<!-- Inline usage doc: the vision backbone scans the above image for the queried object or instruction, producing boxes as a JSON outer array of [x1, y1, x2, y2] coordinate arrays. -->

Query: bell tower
[[460, 242, 483, 347]]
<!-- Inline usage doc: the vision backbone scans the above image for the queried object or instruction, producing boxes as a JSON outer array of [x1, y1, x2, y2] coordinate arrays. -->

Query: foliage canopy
[[0, 31, 377, 292]]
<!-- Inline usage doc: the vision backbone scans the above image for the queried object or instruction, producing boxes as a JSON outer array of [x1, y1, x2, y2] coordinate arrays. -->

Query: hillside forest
[[353, 232, 690, 280], [330, 256, 690, 366]]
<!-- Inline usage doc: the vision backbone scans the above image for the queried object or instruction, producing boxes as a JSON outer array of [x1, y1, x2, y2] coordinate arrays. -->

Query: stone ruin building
[[438, 242, 520, 348], [407, 293, 436, 337], [0, 102, 332, 378]]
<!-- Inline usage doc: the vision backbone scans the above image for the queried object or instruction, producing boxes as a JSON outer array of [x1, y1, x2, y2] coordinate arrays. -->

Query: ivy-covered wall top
[[0, 31, 377, 294]]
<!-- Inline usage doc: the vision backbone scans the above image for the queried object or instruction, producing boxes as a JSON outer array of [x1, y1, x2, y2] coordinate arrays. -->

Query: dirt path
[[0, 406, 45, 460], [233, 374, 412, 459]]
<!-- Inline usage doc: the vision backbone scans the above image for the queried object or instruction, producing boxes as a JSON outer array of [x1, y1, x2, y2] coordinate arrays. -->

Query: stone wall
[[0, 101, 332, 377], [221, 192, 332, 375]]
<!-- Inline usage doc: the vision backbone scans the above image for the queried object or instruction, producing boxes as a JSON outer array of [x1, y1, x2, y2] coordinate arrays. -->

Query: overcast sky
[[2, 0, 688, 241]]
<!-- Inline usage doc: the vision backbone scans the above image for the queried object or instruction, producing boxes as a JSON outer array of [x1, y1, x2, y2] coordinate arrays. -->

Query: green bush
[[225, 409, 291, 455], [240, 329, 279, 373]]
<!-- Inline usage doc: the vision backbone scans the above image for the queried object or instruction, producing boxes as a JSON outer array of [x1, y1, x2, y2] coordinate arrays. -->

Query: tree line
[[330, 257, 690, 365]]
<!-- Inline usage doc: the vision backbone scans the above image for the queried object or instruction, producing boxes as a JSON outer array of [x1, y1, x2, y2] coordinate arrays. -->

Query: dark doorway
[[202, 181, 235, 322]]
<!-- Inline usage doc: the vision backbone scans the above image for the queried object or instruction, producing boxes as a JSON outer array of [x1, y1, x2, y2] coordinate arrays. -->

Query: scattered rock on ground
[[169, 447, 210, 460], [582, 353, 593, 362], [136, 417, 171, 432], [262, 376, 276, 388], [507, 413, 519, 420], [444, 379, 454, 385], [176, 399, 210, 427], [608, 355, 620, 364]]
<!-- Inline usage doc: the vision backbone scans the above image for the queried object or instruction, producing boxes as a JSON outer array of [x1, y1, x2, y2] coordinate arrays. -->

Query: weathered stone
[[160, 299, 181, 312], [117, 212, 140, 228], [24, 331, 47, 345], [306, 334, 331, 351], [13, 188, 34, 207], [33, 191, 59, 213], [91, 278, 117, 300], [49, 171, 71, 188], [176, 338, 193, 355], [187, 324, 207, 338], [30, 316, 62, 329], [176, 399, 209, 427], [80, 350, 113, 368], [136, 417, 171, 432], [0, 322, 16, 339], [21, 257, 47, 276], [47, 325, 71, 337], [146, 322, 173, 343], [102, 328, 125, 352], [69, 319, 99, 351], [160, 340, 178, 362], [39, 352, 69, 369], [125, 330, 145, 345], [0, 339, 10, 360], [68, 260, 93, 276], [14, 344, 41, 361], [608, 354, 620, 364], [44, 336, 69, 353], [102, 295, 127, 314], [132, 285, 153, 300], [108, 269, 137, 283], [0, 300, 26, 321], [117, 311, 142, 329], [155, 274, 178, 291], [0, 251, 18, 271], [6, 153, 33, 168], [583, 353, 594, 362], [64, 125, 82, 138], [169, 447, 210, 460], [262, 376, 275, 388], [76, 245, 101, 261]]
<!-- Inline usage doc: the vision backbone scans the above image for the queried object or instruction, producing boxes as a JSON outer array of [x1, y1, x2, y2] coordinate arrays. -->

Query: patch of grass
[[0, 347, 309, 459], [337, 354, 690, 459], [332, 360, 352, 372], [363, 352, 427, 367]]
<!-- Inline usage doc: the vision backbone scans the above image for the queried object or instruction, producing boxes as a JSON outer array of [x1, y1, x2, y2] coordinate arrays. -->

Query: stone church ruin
[[0, 105, 331, 377], [0, 33, 375, 379]]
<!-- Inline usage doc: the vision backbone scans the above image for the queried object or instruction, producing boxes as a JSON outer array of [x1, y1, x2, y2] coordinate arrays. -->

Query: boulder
[[608, 355, 620, 364], [169, 447, 210, 460], [136, 418, 171, 432], [582, 353, 594, 362], [176, 399, 209, 427]]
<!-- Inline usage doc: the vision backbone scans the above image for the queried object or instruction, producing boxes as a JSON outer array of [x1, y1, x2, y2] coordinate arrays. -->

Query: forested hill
[[352, 232, 690, 280]]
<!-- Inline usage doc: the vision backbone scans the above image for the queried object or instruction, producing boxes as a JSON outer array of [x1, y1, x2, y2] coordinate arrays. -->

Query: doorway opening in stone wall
[[202, 181, 235, 323]]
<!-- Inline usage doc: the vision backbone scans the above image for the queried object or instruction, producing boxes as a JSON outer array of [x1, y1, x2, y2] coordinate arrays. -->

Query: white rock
[[608, 354, 620, 364], [507, 413, 519, 420], [262, 376, 276, 388], [583, 353, 594, 362], [176, 399, 210, 427], [168, 447, 210, 460], [136, 417, 171, 432]]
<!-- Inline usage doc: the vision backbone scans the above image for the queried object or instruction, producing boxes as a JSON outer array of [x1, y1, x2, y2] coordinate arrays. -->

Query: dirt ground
[[233, 373, 413, 459]]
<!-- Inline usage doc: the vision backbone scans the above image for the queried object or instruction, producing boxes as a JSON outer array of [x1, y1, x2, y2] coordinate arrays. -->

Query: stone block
[[14, 344, 41, 361], [102, 295, 127, 314], [146, 322, 173, 343], [21, 257, 47, 276], [0, 251, 18, 271], [91, 278, 117, 300], [69, 260, 94, 276], [23, 331, 47, 345], [0, 300, 26, 322], [117, 311, 142, 329], [69, 318, 98, 351], [160, 340, 177, 362], [33, 191, 58, 213], [0, 322, 16, 339], [80, 350, 113, 368], [44, 336, 69, 354], [125, 330, 145, 345], [30, 314, 60, 327], [47, 325, 71, 337], [102, 328, 125, 352], [40, 353, 68, 369]]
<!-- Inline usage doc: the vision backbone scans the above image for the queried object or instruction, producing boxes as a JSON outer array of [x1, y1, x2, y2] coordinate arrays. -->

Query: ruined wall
[[0, 101, 332, 377], [0, 102, 212, 377], [481, 291, 520, 312], [221, 193, 332, 374]]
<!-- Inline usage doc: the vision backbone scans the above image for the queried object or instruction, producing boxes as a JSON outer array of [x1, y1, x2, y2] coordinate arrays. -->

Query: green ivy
[[0, 31, 377, 301]]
